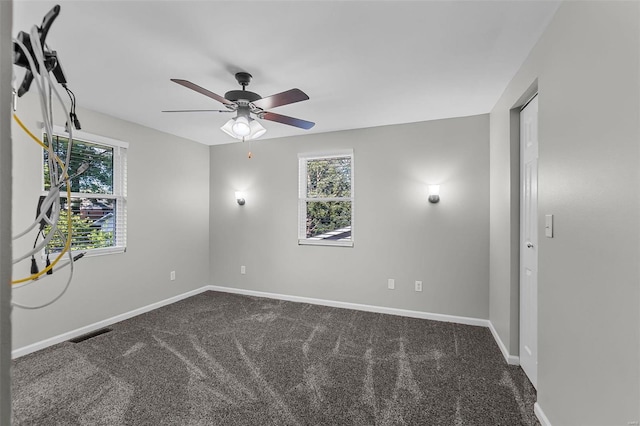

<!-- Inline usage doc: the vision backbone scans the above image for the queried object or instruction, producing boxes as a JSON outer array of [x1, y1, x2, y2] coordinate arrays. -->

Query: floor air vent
[[69, 328, 113, 343]]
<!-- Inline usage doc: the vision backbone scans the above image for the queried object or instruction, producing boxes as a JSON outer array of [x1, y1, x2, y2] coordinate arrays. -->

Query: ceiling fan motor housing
[[225, 89, 262, 103]]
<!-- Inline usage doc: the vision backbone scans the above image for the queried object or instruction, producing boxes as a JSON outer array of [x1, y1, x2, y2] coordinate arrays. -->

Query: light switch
[[545, 214, 553, 238]]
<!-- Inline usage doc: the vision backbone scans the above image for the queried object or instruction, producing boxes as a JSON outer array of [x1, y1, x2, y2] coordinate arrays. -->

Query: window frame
[[298, 150, 354, 247], [41, 126, 128, 257]]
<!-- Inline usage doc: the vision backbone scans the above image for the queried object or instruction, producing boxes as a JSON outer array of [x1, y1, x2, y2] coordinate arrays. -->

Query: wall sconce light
[[428, 185, 440, 203], [235, 191, 246, 206]]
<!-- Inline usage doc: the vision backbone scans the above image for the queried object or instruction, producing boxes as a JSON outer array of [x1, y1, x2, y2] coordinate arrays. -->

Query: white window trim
[[298, 150, 354, 247], [52, 126, 129, 148], [42, 127, 128, 257]]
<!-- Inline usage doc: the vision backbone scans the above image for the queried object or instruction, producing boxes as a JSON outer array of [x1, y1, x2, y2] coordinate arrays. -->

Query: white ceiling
[[13, 0, 560, 146]]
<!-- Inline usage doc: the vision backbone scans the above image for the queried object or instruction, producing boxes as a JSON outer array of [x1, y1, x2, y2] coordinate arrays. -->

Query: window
[[42, 127, 128, 256], [298, 150, 353, 246]]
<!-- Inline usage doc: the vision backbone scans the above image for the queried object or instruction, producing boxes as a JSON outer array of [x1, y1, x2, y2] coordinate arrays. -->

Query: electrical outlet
[[241, 265, 246, 275], [170, 271, 175, 281], [415, 280, 422, 292], [387, 278, 395, 290]]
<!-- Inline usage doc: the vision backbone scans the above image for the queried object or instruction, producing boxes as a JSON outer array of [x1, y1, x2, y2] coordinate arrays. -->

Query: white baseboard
[[487, 320, 520, 365], [207, 285, 490, 327], [534, 402, 552, 426], [12, 286, 211, 359]]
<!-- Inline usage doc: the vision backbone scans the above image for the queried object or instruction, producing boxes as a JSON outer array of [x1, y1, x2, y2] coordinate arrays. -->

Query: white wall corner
[[488, 320, 520, 365], [534, 402, 552, 426], [12, 285, 211, 359]]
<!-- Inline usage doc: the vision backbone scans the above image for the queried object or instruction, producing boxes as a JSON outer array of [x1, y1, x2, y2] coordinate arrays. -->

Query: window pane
[[43, 135, 114, 194], [306, 200, 352, 240], [306, 157, 351, 198], [46, 197, 116, 252]]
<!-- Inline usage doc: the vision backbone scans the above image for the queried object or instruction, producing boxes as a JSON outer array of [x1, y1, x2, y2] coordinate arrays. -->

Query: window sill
[[43, 246, 126, 259], [81, 246, 126, 257], [298, 239, 354, 247]]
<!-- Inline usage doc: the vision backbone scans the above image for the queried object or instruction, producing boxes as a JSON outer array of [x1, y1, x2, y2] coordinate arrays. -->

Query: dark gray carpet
[[12, 291, 539, 425]]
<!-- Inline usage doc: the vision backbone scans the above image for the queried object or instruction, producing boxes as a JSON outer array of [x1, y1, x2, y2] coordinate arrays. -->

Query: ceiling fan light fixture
[[220, 118, 237, 138], [248, 119, 267, 140], [232, 116, 251, 137], [221, 116, 267, 140]]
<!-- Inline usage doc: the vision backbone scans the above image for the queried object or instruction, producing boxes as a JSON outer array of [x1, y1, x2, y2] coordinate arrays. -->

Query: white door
[[520, 95, 538, 389]]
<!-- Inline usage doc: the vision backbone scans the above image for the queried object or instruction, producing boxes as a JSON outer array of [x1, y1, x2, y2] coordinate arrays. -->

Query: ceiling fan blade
[[252, 88, 309, 110], [162, 109, 232, 113], [170, 79, 233, 105], [262, 112, 315, 130]]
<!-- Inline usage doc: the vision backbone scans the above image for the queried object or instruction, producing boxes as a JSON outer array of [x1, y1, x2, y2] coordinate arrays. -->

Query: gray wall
[[0, 1, 13, 423], [210, 115, 490, 319], [490, 2, 640, 424], [11, 90, 211, 349]]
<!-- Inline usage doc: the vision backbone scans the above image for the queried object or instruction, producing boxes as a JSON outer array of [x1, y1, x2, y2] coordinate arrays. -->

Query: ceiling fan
[[164, 72, 315, 141]]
